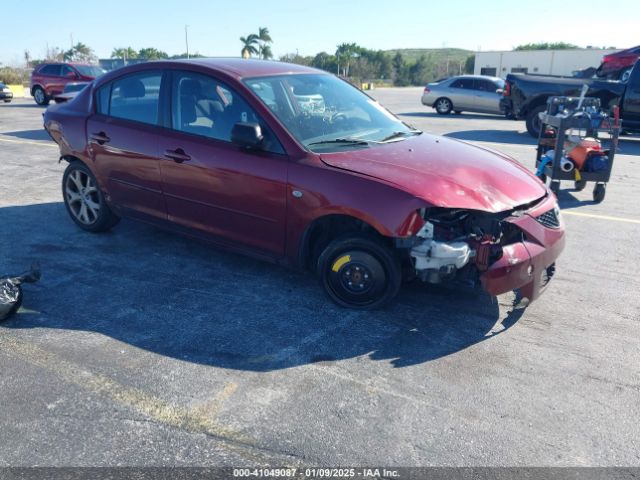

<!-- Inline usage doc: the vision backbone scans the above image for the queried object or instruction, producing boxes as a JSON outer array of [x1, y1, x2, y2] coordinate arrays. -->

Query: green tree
[[170, 52, 206, 59], [392, 53, 410, 85], [514, 42, 579, 51], [464, 54, 475, 74], [257, 27, 273, 59], [240, 34, 259, 59], [111, 47, 138, 60], [335, 43, 361, 77], [279, 53, 312, 66], [137, 48, 169, 60], [311, 52, 338, 73], [64, 42, 96, 63]]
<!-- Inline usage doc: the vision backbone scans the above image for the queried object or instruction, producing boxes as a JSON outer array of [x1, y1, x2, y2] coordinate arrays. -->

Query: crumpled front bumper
[[480, 196, 565, 302]]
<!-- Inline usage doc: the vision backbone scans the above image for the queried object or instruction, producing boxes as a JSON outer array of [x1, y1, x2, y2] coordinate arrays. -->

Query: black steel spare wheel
[[318, 236, 401, 309]]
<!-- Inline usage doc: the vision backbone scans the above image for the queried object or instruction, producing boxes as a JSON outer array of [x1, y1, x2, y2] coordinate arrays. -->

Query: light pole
[[185, 25, 190, 59]]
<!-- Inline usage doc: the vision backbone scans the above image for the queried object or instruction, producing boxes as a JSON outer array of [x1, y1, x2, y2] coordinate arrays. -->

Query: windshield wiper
[[380, 130, 422, 143], [307, 138, 372, 147]]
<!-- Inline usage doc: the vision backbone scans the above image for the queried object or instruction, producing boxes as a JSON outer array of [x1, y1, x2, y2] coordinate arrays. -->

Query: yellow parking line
[[562, 210, 640, 224], [0, 136, 56, 147]]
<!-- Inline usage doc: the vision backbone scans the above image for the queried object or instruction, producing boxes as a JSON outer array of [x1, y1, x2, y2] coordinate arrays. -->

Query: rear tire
[[526, 105, 546, 138], [33, 86, 49, 106], [317, 235, 401, 309], [62, 162, 119, 233], [435, 97, 453, 115]]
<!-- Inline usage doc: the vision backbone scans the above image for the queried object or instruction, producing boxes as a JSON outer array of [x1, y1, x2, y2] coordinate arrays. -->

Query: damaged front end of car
[[397, 194, 565, 303]]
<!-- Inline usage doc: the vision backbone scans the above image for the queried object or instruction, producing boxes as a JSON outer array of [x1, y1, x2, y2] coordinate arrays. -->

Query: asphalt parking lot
[[1, 90, 639, 467]]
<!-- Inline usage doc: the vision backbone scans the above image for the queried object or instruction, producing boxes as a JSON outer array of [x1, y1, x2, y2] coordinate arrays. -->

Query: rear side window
[[95, 72, 162, 125], [450, 78, 474, 89], [40, 65, 61, 76]]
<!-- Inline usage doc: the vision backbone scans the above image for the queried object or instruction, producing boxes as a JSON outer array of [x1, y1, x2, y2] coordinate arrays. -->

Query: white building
[[474, 48, 619, 78]]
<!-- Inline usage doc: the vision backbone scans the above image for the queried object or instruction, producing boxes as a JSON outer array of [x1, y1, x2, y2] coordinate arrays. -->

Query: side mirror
[[231, 122, 263, 149], [496, 88, 504, 94]]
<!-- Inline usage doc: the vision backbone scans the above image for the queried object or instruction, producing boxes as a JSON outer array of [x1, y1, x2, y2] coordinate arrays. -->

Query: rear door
[[157, 70, 289, 255], [87, 70, 166, 221], [448, 78, 475, 111]]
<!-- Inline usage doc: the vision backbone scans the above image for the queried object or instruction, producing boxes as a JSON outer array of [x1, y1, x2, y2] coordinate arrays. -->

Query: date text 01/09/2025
[[232, 468, 400, 478]]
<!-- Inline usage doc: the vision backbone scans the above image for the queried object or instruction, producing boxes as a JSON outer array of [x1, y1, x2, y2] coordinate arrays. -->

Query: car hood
[[319, 134, 546, 213]]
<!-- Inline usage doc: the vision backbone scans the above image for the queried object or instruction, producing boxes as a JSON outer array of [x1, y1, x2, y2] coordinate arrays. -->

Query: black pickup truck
[[501, 62, 640, 137]]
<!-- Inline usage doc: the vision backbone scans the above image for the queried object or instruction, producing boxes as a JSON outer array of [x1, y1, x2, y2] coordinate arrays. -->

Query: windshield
[[244, 74, 419, 151], [74, 65, 106, 78]]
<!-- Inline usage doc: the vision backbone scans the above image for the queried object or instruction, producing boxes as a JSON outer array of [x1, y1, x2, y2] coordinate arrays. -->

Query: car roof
[[146, 58, 324, 79], [37, 62, 97, 67], [447, 74, 503, 81]]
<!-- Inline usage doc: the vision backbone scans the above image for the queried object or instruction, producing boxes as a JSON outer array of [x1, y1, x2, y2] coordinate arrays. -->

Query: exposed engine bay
[[406, 205, 531, 285]]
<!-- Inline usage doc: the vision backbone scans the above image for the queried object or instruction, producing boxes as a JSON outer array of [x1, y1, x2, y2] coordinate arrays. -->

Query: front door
[[157, 70, 288, 256], [88, 70, 166, 221]]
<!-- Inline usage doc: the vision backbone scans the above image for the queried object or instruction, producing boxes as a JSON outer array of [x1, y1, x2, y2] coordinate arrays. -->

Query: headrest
[[119, 78, 146, 98], [180, 79, 202, 96]]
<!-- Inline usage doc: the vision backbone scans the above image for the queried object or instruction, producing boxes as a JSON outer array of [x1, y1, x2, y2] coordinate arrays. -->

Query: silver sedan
[[421, 75, 505, 115]]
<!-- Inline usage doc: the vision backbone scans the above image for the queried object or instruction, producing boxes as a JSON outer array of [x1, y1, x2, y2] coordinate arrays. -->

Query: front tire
[[62, 162, 119, 233], [526, 105, 546, 138], [317, 236, 401, 309], [435, 97, 453, 115], [33, 86, 49, 106]]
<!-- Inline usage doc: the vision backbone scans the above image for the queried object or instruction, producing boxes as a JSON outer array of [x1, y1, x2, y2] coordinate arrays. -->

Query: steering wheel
[[330, 112, 348, 124]]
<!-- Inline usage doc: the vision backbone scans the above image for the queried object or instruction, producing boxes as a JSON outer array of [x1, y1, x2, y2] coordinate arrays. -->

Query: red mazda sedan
[[43, 59, 565, 309]]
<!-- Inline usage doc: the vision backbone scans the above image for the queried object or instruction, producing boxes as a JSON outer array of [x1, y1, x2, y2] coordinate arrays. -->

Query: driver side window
[[171, 71, 284, 154]]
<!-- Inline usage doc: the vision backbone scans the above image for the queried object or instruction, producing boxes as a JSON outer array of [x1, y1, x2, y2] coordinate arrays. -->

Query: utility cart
[[534, 96, 620, 203]]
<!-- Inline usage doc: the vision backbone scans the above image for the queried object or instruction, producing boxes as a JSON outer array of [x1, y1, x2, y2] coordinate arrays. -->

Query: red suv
[[30, 62, 105, 105], [43, 59, 565, 309], [596, 46, 640, 81]]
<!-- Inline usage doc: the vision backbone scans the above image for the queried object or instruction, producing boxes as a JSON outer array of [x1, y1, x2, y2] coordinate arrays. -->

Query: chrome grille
[[536, 208, 560, 229]]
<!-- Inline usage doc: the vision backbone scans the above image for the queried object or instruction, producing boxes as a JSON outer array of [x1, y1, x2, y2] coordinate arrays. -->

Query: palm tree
[[111, 47, 138, 60], [240, 34, 259, 59], [257, 27, 273, 60], [260, 44, 273, 60], [64, 42, 96, 63]]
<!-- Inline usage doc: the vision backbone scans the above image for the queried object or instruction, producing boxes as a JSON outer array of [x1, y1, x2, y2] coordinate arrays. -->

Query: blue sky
[[3, 0, 639, 65]]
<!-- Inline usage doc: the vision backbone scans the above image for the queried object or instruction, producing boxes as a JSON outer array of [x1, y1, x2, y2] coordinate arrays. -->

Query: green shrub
[[0, 67, 23, 84]]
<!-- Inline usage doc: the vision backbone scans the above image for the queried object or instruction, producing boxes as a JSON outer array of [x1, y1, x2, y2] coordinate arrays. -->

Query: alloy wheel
[[64, 169, 101, 225]]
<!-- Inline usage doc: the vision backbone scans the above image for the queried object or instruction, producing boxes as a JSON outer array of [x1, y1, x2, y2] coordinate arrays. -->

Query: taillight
[[423, 87, 430, 93], [503, 82, 511, 96]]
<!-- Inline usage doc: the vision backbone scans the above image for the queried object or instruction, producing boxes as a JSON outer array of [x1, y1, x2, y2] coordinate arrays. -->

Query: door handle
[[90, 132, 110, 145], [164, 148, 191, 163]]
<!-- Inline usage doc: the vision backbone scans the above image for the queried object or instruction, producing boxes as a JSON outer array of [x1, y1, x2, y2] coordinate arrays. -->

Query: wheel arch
[[522, 95, 548, 117], [434, 96, 453, 110], [296, 213, 392, 270], [31, 84, 45, 96]]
